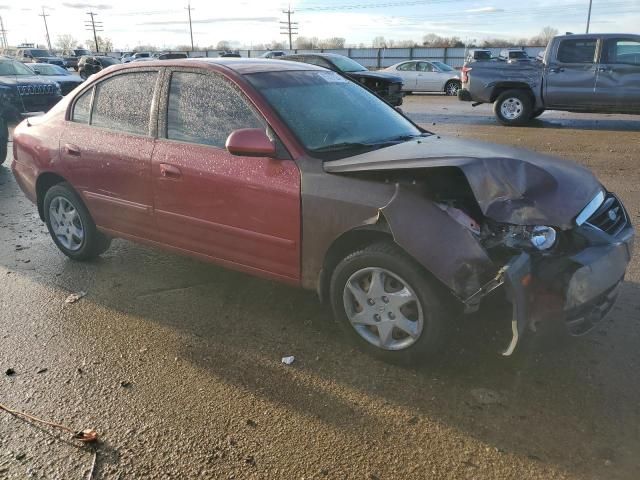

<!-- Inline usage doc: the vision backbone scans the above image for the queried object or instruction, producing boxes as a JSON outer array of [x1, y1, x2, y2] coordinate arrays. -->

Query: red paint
[[12, 61, 303, 284]]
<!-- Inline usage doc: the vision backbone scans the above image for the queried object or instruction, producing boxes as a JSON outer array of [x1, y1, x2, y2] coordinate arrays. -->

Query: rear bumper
[[458, 88, 473, 101]]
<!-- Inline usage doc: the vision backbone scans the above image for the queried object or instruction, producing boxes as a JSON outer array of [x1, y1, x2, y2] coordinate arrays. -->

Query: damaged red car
[[11, 59, 634, 362]]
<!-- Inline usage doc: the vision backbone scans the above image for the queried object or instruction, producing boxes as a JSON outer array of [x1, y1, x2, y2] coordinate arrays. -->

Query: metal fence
[[106, 46, 546, 69]]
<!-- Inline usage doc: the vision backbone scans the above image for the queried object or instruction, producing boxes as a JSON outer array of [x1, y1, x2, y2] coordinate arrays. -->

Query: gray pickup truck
[[458, 33, 640, 125]]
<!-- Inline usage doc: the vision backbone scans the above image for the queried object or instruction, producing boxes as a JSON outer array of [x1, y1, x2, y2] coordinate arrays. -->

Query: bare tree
[[55, 34, 78, 54], [318, 37, 346, 49], [216, 40, 231, 50], [295, 36, 316, 49], [533, 26, 559, 46], [268, 40, 285, 50], [372, 36, 387, 48]]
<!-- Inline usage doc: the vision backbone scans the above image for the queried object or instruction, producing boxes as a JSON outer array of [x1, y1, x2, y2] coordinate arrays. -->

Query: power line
[[280, 5, 298, 49], [39, 7, 52, 51], [186, 2, 194, 51]]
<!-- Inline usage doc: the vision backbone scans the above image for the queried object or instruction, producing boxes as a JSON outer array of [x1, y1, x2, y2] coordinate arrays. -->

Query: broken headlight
[[502, 225, 557, 251]]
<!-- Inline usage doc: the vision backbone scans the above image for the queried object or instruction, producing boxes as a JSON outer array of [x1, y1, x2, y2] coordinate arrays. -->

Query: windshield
[[98, 57, 119, 66], [431, 61, 454, 71], [246, 70, 423, 159], [330, 55, 367, 73], [74, 49, 91, 56], [509, 51, 528, 59], [29, 49, 52, 57], [30, 64, 68, 75], [0, 60, 36, 76]]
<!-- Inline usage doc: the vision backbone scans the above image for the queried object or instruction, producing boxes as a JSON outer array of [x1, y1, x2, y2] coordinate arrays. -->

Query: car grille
[[17, 84, 55, 96], [586, 193, 628, 236]]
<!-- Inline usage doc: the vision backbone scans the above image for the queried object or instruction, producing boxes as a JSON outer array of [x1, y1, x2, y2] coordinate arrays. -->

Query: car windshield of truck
[[29, 49, 52, 57], [0, 60, 35, 76], [509, 51, 528, 59], [474, 51, 492, 60], [330, 56, 368, 73], [431, 61, 454, 71], [246, 70, 423, 159]]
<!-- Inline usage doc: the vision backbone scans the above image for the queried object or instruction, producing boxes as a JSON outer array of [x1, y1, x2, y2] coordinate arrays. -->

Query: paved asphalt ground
[[1, 95, 639, 480]]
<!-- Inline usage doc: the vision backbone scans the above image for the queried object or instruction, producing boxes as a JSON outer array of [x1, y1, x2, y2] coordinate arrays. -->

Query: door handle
[[549, 67, 564, 73], [63, 143, 81, 157], [159, 163, 182, 179]]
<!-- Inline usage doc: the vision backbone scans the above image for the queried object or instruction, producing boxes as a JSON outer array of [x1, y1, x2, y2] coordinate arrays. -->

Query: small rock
[[15, 453, 26, 461], [244, 455, 256, 466], [5, 368, 16, 376], [65, 291, 87, 304], [245, 419, 257, 428], [120, 381, 132, 388], [281, 355, 295, 365]]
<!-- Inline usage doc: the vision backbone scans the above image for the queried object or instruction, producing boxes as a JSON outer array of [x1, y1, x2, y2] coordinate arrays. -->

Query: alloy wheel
[[48, 196, 85, 252]]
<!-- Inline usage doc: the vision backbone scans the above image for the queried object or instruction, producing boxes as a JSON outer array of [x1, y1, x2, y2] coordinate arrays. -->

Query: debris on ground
[[65, 291, 87, 304], [36, 368, 48, 374], [470, 388, 503, 406], [5, 368, 15, 376], [281, 355, 295, 365], [120, 381, 132, 388], [245, 418, 257, 428]]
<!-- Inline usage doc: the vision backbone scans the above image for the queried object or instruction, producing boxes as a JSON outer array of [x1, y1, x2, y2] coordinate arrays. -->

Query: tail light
[[461, 66, 472, 83]]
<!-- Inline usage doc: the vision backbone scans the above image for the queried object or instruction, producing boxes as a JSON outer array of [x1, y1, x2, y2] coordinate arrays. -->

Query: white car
[[383, 60, 461, 95]]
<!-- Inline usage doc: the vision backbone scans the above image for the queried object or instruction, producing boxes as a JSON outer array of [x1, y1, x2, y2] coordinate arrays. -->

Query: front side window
[[72, 88, 93, 124], [417, 62, 435, 72], [397, 62, 416, 71], [166, 71, 263, 148], [431, 61, 454, 71], [91, 71, 157, 135], [557, 39, 597, 64], [602, 38, 640, 66], [304, 57, 332, 69], [330, 56, 367, 73]]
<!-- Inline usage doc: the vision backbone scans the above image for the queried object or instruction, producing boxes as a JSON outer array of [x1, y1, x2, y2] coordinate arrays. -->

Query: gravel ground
[[1, 96, 639, 480]]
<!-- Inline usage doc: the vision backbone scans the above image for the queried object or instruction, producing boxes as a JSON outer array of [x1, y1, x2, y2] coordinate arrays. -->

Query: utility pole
[[39, 7, 52, 51], [280, 5, 298, 50], [586, 0, 593, 33], [0, 16, 8, 49], [186, 2, 194, 51], [85, 11, 103, 53]]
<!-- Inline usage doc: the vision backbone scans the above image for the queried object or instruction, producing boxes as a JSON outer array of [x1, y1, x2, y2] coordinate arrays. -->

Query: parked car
[[62, 48, 92, 70], [219, 51, 242, 58], [285, 53, 404, 106], [0, 57, 62, 163], [383, 60, 461, 95], [11, 58, 634, 361], [261, 50, 286, 58], [120, 52, 134, 62], [459, 33, 640, 125], [78, 55, 120, 79], [498, 48, 531, 63], [157, 52, 189, 60], [465, 49, 493, 62], [122, 52, 152, 63], [16, 48, 64, 66], [26, 63, 84, 95]]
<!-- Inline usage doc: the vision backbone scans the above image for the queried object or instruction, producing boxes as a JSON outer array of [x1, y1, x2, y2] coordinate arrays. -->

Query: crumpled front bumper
[[499, 223, 634, 355]]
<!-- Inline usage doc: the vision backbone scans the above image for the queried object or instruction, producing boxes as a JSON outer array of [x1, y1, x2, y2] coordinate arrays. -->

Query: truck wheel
[[0, 118, 7, 165], [445, 80, 461, 96], [330, 241, 447, 364], [494, 89, 533, 126], [44, 182, 111, 261]]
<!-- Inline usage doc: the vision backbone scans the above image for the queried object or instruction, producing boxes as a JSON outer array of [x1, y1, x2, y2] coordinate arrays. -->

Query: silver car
[[383, 60, 461, 95]]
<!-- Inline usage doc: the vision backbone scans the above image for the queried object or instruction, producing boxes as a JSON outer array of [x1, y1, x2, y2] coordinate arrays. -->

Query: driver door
[[151, 69, 301, 282]]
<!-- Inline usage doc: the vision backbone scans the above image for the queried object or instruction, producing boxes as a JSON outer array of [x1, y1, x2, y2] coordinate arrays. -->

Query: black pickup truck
[[0, 58, 62, 164], [458, 33, 640, 125]]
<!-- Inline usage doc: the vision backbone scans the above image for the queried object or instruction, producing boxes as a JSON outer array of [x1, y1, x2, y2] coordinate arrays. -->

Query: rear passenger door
[[594, 37, 640, 110], [415, 62, 439, 91], [60, 69, 160, 239], [151, 69, 301, 282], [544, 37, 599, 108]]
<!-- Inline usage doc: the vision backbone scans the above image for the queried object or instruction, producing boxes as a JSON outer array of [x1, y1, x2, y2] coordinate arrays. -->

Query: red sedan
[[11, 59, 633, 362]]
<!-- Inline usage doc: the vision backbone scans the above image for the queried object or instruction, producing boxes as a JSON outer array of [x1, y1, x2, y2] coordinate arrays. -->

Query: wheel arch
[[36, 172, 69, 221], [489, 83, 534, 103]]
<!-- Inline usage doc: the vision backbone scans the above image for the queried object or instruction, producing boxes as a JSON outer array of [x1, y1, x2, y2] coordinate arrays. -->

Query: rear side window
[[602, 38, 640, 66], [166, 71, 263, 148], [557, 39, 597, 64], [417, 62, 435, 72], [397, 62, 416, 71], [91, 71, 157, 135], [72, 88, 93, 124]]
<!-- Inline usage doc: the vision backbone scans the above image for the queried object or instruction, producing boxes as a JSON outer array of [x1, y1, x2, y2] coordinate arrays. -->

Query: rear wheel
[[43, 183, 111, 260], [493, 89, 533, 126], [330, 242, 447, 363], [0, 117, 7, 165], [444, 80, 461, 96]]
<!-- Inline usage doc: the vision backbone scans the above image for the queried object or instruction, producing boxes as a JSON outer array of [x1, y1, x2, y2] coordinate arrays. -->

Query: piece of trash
[[120, 381, 132, 388], [65, 291, 87, 304], [281, 356, 295, 365], [5, 368, 15, 376], [73, 429, 98, 443], [36, 368, 48, 374]]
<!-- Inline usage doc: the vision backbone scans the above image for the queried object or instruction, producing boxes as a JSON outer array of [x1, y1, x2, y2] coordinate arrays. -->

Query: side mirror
[[226, 128, 276, 158]]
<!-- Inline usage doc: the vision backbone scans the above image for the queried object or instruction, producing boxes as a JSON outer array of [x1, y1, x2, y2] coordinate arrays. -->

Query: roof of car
[[110, 57, 325, 74], [553, 33, 640, 40]]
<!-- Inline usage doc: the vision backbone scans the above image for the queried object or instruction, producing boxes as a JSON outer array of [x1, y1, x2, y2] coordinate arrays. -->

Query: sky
[[1, 0, 638, 50]]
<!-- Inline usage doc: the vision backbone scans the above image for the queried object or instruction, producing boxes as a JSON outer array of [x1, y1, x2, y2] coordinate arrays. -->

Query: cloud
[[62, 2, 112, 9], [139, 16, 278, 26], [464, 7, 504, 13]]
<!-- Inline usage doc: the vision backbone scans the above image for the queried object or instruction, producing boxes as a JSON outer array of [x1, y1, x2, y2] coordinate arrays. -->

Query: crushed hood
[[324, 135, 601, 229]]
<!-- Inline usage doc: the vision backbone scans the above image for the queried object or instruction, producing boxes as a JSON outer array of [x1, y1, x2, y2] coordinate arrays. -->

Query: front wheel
[[330, 242, 447, 363], [0, 117, 7, 165], [493, 89, 533, 126], [444, 80, 461, 96], [44, 183, 111, 261]]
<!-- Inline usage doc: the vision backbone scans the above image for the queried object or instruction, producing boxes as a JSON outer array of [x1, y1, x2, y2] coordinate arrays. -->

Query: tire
[[444, 80, 461, 96], [0, 118, 7, 166], [43, 182, 111, 261], [493, 89, 533, 126], [330, 242, 447, 364], [531, 108, 545, 119]]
